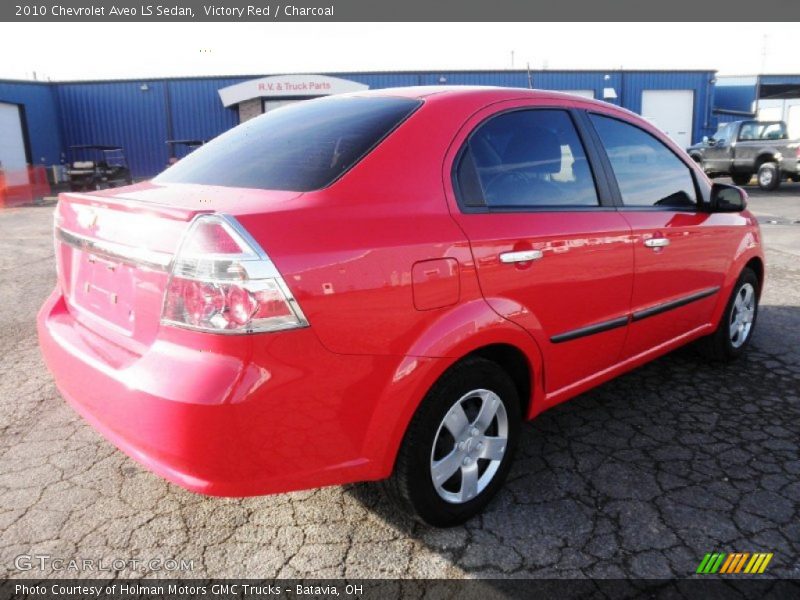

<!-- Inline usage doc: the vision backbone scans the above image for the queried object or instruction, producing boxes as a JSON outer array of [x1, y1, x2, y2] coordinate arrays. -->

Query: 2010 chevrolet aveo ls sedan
[[38, 87, 764, 526]]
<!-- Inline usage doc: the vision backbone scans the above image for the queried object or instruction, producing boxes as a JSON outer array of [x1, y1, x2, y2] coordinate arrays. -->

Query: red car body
[[38, 87, 764, 498]]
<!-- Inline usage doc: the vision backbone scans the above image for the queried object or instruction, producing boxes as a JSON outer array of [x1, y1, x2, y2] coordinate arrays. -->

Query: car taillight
[[161, 214, 308, 334]]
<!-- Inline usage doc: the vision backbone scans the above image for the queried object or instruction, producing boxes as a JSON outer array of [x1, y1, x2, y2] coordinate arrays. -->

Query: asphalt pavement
[[0, 182, 798, 579]]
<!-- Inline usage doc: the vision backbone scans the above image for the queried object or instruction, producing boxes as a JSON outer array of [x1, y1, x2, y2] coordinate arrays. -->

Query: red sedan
[[38, 87, 764, 526]]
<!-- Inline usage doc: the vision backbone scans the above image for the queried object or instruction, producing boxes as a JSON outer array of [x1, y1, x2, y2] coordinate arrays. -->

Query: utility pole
[[511, 50, 515, 69]]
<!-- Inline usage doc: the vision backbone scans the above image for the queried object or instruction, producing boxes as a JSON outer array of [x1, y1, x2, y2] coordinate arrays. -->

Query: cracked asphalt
[[1, 182, 798, 580]]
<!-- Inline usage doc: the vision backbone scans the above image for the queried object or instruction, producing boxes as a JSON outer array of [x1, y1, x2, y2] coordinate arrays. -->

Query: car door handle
[[644, 238, 670, 248], [499, 250, 543, 263]]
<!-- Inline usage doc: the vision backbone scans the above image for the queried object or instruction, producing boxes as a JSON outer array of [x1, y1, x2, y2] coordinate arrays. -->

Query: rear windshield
[[155, 96, 421, 192]]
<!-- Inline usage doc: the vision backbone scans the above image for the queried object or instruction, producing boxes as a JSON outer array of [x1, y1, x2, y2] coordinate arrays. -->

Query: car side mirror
[[710, 183, 747, 212], [702, 135, 710, 144]]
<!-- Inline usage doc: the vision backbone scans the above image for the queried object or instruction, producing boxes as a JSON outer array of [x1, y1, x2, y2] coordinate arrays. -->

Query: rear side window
[[156, 97, 421, 192], [589, 114, 697, 209], [738, 121, 787, 141], [455, 109, 600, 209], [758, 122, 788, 140]]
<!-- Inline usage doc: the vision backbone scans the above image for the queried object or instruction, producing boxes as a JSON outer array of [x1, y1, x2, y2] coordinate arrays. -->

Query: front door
[[446, 104, 634, 395], [703, 122, 734, 174], [587, 113, 732, 359]]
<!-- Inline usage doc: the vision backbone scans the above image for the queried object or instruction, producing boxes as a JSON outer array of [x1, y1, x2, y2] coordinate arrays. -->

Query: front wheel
[[698, 268, 759, 361], [384, 357, 521, 526], [757, 162, 781, 191]]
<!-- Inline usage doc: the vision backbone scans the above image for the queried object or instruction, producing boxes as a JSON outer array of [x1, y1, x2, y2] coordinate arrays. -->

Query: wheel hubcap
[[760, 170, 773, 186], [430, 389, 509, 504], [729, 282, 756, 349]]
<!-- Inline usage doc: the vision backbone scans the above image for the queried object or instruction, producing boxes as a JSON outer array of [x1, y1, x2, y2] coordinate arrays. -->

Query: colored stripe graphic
[[696, 553, 713, 573], [700, 552, 773, 574], [744, 553, 774, 574], [697, 553, 726, 574], [734, 553, 750, 573], [758, 554, 773, 573], [720, 553, 737, 574], [719, 553, 752, 573]]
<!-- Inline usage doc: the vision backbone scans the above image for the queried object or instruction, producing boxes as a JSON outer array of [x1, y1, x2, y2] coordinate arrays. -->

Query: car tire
[[384, 356, 521, 527], [698, 268, 759, 362], [731, 173, 752, 186], [757, 162, 780, 191]]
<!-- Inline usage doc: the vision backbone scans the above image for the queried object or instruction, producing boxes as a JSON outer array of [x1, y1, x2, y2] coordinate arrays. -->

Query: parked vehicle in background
[[66, 145, 132, 192], [39, 88, 764, 526], [687, 120, 800, 191]]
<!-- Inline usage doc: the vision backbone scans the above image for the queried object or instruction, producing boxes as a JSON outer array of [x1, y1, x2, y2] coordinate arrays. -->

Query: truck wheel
[[384, 357, 521, 527], [731, 173, 752, 186], [757, 162, 780, 191], [698, 268, 759, 362]]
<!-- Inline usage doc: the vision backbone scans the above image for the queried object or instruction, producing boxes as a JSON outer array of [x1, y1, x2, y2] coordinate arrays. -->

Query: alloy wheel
[[729, 282, 756, 349], [430, 389, 509, 504]]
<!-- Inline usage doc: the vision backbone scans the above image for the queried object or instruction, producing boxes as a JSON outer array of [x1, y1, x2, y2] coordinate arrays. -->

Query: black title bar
[[3, 0, 800, 22], [3, 579, 800, 600]]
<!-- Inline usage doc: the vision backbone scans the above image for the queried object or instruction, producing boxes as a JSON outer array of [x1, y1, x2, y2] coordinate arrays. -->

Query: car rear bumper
[[37, 288, 394, 496]]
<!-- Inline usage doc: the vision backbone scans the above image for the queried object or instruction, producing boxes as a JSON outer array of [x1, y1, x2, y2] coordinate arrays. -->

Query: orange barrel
[[29, 165, 51, 199]]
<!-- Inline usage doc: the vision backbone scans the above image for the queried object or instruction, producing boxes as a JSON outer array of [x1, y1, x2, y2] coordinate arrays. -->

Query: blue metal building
[[713, 74, 800, 138], [1, 69, 719, 180]]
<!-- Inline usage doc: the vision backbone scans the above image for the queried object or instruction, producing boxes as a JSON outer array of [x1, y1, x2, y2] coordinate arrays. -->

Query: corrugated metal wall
[[2, 70, 718, 179], [714, 76, 759, 117], [168, 77, 241, 146], [55, 81, 171, 177], [0, 80, 63, 166]]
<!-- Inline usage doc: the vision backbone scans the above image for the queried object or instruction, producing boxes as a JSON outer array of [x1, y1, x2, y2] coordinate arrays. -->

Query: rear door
[[445, 101, 634, 396], [586, 112, 732, 359]]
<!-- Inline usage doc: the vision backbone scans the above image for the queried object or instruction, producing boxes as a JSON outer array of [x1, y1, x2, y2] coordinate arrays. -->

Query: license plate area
[[71, 251, 136, 334]]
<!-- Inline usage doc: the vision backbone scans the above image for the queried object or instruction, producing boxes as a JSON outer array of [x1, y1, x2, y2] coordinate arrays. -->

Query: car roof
[[345, 85, 624, 110]]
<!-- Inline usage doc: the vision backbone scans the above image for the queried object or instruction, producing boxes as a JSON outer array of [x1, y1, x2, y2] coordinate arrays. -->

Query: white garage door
[[758, 98, 800, 140], [641, 90, 694, 150], [0, 102, 28, 185], [788, 103, 800, 140]]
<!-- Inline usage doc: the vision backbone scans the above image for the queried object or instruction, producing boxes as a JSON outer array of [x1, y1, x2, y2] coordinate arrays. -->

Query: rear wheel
[[757, 162, 780, 191], [731, 173, 752, 186], [699, 268, 759, 361], [384, 357, 521, 526]]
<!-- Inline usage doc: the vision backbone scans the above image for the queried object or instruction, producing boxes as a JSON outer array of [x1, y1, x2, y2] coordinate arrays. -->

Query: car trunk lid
[[54, 182, 301, 353]]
